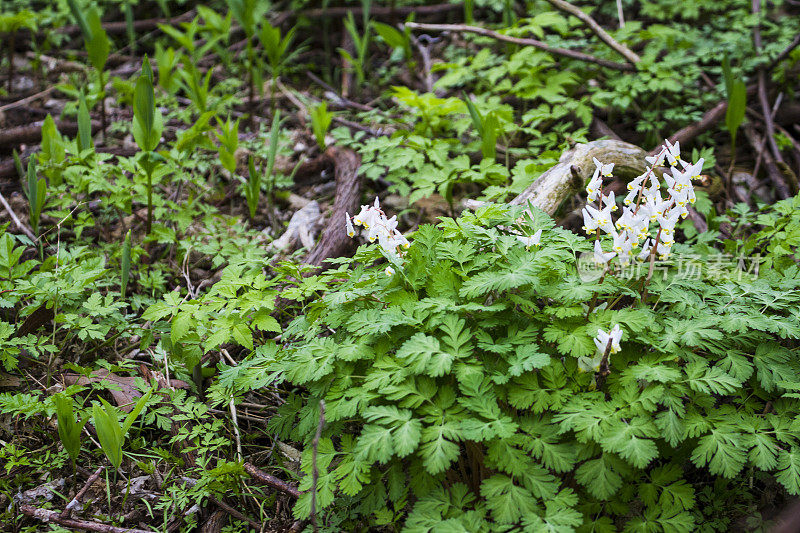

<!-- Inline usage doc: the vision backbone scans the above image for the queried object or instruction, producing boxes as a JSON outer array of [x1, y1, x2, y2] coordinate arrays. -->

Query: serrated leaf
[[690, 428, 746, 478], [777, 447, 800, 495], [481, 475, 538, 524], [575, 454, 623, 499]]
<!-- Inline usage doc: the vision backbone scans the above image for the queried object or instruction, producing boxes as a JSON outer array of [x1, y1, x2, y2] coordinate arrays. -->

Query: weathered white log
[[511, 140, 651, 215]]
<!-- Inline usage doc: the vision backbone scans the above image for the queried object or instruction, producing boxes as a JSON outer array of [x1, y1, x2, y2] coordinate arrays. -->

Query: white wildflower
[[517, 229, 542, 249], [594, 324, 623, 354]]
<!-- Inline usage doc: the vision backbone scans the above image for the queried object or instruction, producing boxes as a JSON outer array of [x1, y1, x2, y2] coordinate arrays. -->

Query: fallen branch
[[511, 139, 651, 214], [243, 462, 302, 499], [0, 189, 36, 241], [19, 504, 157, 533], [0, 86, 56, 114], [0, 146, 137, 182], [742, 124, 791, 199], [662, 82, 760, 150], [404, 22, 634, 71], [544, 0, 640, 64], [49, 10, 195, 39], [766, 32, 800, 72], [305, 147, 362, 269], [0, 119, 100, 150], [61, 465, 105, 518], [300, 3, 461, 19]]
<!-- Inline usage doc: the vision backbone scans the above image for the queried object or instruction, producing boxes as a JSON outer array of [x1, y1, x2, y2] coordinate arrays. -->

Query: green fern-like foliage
[[226, 205, 800, 531]]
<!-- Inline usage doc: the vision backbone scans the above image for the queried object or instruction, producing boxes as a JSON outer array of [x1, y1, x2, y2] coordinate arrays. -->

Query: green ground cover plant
[[0, 0, 798, 531]]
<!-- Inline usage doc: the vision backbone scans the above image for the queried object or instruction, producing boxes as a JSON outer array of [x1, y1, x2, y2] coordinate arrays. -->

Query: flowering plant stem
[[594, 338, 614, 393], [641, 227, 663, 304]]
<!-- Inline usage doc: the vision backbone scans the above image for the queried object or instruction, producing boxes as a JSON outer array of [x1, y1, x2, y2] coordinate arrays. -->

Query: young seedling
[[310, 102, 334, 152], [25, 158, 46, 238], [258, 20, 298, 110], [225, 0, 267, 125], [132, 56, 164, 234], [242, 111, 282, 225], [153, 43, 182, 96], [53, 393, 86, 473], [77, 91, 94, 153], [339, 4, 372, 88], [67, 0, 110, 140], [39, 115, 66, 186], [215, 116, 240, 175], [722, 56, 746, 180], [92, 389, 153, 470], [464, 93, 499, 160], [372, 20, 413, 67]]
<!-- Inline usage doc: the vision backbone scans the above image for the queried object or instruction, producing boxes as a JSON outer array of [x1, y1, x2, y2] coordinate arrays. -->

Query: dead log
[[18, 504, 157, 533], [304, 147, 361, 269], [0, 119, 101, 151], [511, 139, 650, 214]]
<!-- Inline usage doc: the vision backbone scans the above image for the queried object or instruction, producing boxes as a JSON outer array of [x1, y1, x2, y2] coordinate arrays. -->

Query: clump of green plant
[[338, 4, 371, 88], [209, 142, 800, 530], [92, 389, 152, 470], [24, 158, 46, 240], [67, 0, 110, 137], [53, 392, 86, 472], [310, 102, 334, 151], [132, 56, 164, 234]]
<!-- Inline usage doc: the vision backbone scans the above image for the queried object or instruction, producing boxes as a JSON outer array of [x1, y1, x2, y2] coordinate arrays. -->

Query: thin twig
[[752, 0, 791, 199], [544, 0, 640, 64], [62, 465, 105, 518], [310, 399, 326, 533], [0, 190, 36, 242], [0, 86, 56, 114], [615, 0, 625, 29], [243, 462, 302, 498], [766, 32, 800, 72], [230, 399, 243, 461], [207, 496, 261, 530], [404, 22, 634, 71], [305, 70, 374, 112], [594, 338, 615, 391], [20, 504, 157, 533], [409, 34, 434, 93], [748, 95, 783, 180]]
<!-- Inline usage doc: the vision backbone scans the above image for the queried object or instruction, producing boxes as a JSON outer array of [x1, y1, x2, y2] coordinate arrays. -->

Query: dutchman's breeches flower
[[346, 197, 411, 275], [583, 140, 703, 269]]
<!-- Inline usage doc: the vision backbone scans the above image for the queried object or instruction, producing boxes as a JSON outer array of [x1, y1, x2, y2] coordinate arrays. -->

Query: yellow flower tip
[[385, 266, 395, 276]]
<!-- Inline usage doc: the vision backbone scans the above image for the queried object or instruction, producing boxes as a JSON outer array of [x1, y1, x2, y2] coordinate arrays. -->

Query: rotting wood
[[305, 147, 362, 269], [0, 119, 101, 150], [511, 139, 650, 215], [19, 504, 158, 533], [243, 462, 302, 499]]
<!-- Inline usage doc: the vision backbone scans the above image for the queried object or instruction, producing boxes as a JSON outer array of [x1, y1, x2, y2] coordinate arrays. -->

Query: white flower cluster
[[346, 197, 410, 275], [579, 324, 623, 372], [582, 140, 703, 266]]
